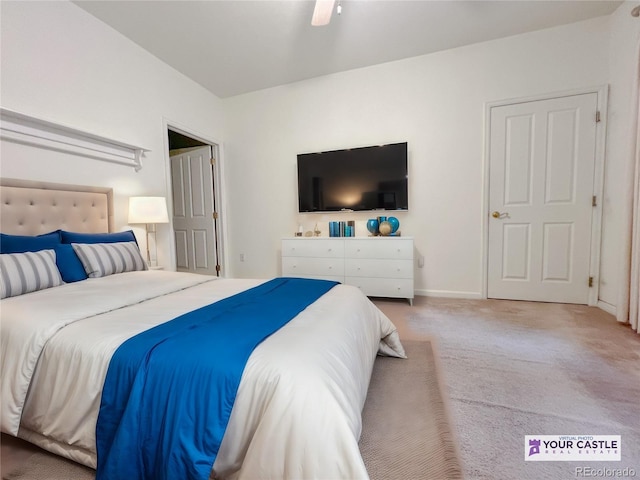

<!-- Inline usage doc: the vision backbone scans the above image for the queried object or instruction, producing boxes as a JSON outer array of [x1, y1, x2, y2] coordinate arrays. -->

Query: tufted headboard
[[0, 178, 113, 235]]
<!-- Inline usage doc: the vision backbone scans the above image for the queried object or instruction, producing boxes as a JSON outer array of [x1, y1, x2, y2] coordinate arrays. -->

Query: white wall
[[599, 1, 640, 313], [2, 1, 635, 307], [0, 1, 224, 270], [223, 16, 612, 298]]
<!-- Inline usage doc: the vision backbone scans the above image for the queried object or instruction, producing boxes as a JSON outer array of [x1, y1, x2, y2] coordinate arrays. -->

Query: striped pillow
[[0, 250, 64, 299], [72, 241, 147, 278]]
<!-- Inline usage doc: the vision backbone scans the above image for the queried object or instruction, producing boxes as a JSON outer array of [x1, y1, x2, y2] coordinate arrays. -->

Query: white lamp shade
[[128, 197, 169, 224]]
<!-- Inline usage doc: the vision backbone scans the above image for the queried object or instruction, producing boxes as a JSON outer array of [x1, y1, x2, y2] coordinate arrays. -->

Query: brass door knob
[[492, 211, 504, 218]]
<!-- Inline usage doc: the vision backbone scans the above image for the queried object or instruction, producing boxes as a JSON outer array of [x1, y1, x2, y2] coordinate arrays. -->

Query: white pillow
[[72, 241, 148, 278], [0, 250, 64, 299]]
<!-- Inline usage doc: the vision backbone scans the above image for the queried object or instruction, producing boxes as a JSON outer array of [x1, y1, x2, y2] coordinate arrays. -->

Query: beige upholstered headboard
[[0, 178, 113, 235]]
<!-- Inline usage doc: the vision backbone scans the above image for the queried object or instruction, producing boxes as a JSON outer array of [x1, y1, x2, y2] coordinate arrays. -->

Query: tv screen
[[297, 142, 408, 212]]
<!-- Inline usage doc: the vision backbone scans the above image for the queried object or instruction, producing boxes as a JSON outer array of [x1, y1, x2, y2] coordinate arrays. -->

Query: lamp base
[[146, 224, 158, 268]]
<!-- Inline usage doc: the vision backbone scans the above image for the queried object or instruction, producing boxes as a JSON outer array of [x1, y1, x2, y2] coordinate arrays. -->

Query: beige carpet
[[1, 340, 460, 480], [375, 297, 640, 480], [1, 453, 94, 480], [360, 339, 463, 480]]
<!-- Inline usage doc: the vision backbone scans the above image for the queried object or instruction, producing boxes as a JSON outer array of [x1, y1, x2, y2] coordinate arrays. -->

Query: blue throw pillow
[[54, 244, 88, 283], [0, 231, 61, 254], [60, 230, 137, 245]]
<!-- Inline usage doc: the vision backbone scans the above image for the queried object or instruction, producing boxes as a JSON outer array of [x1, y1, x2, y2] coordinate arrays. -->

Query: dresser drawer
[[285, 273, 344, 283], [282, 256, 345, 277], [345, 259, 413, 279], [345, 239, 413, 260], [282, 239, 344, 258], [344, 277, 414, 299]]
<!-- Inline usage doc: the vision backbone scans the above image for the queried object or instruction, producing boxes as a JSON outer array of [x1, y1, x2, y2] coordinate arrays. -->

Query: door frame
[[162, 118, 229, 277], [481, 85, 608, 306]]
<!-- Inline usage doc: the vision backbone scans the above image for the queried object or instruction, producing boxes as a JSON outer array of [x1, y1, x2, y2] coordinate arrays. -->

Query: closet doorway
[[168, 129, 223, 276]]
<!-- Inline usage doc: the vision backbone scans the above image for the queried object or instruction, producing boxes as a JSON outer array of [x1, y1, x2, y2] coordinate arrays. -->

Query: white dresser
[[281, 237, 414, 305]]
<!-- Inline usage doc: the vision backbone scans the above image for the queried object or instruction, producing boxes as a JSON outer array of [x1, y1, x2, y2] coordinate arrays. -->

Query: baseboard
[[414, 289, 483, 299], [414, 292, 620, 312], [597, 300, 616, 316]]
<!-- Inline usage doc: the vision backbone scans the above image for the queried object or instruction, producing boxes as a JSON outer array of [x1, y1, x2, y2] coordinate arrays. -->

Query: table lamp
[[128, 196, 169, 267]]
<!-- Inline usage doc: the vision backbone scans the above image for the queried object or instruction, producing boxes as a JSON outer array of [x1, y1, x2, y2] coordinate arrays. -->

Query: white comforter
[[1, 271, 405, 479]]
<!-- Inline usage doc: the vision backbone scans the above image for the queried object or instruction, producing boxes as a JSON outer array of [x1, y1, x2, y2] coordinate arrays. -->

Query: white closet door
[[488, 93, 597, 304]]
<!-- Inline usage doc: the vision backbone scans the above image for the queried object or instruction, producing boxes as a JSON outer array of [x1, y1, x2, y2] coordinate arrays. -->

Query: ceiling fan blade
[[311, 0, 336, 26]]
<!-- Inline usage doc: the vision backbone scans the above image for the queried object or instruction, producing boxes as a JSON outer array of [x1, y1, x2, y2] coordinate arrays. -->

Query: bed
[[0, 179, 406, 480]]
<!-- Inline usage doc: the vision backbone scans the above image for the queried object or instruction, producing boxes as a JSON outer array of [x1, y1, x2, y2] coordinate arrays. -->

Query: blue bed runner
[[95, 277, 338, 480]]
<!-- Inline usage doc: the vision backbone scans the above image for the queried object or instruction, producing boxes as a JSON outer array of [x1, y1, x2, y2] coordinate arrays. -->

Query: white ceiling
[[74, 0, 623, 98]]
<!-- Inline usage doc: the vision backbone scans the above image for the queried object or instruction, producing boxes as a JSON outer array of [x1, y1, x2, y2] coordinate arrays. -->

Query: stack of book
[[329, 221, 355, 237]]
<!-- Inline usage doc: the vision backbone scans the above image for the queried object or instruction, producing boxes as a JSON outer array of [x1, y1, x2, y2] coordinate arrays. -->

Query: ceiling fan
[[311, 0, 342, 26]]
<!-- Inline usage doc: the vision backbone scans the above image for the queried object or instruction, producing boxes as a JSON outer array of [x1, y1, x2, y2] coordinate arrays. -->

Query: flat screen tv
[[297, 142, 408, 212]]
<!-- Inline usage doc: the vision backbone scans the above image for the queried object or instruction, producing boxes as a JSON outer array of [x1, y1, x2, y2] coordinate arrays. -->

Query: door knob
[[492, 211, 508, 218]]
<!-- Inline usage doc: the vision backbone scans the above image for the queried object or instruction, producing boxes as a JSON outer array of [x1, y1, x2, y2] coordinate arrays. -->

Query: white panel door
[[488, 93, 597, 304], [170, 145, 219, 275]]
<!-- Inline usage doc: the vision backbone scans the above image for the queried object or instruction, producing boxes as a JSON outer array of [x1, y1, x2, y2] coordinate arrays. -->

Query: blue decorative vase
[[366, 218, 379, 236], [387, 216, 400, 234]]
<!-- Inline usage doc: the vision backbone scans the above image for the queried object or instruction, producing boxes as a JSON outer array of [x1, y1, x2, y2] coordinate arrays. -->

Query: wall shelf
[[0, 108, 149, 171]]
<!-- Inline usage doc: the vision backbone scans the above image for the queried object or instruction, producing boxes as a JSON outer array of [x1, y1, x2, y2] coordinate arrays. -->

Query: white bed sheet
[[1, 271, 405, 479]]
